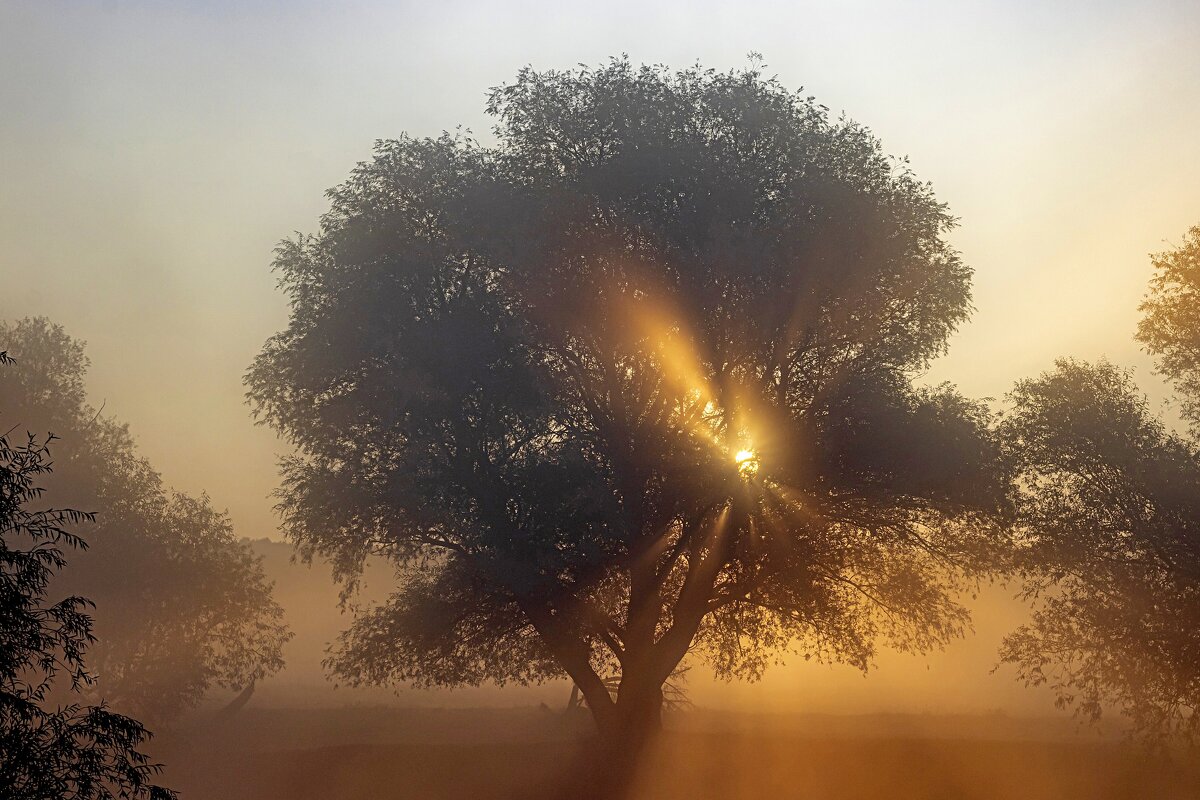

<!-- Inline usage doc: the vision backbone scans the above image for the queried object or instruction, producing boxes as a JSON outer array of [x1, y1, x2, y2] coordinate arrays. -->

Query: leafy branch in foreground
[[0, 417, 176, 799]]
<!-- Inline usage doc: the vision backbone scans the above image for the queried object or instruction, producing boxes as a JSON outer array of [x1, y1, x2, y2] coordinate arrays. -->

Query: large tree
[[0, 318, 290, 725], [0, 358, 174, 799], [249, 60, 1006, 793]]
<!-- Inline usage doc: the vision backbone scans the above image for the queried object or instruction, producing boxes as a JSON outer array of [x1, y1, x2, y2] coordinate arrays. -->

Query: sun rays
[[734, 449, 760, 479]]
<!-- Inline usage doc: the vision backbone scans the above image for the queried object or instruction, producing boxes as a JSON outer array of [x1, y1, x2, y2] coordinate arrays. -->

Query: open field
[[153, 707, 1200, 800]]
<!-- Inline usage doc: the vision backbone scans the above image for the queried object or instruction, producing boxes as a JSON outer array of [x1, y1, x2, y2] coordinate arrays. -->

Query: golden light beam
[[734, 448, 760, 478]]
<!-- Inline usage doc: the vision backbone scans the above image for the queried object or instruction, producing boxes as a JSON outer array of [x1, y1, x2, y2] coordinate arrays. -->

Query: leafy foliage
[[0, 318, 290, 724], [0, 405, 175, 799], [249, 59, 1007, 745], [999, 359, 1200, 741], [1138, 224, 1200, 435]]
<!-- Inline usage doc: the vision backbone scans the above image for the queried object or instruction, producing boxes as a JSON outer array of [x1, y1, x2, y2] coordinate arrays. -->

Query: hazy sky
[[3, 0, 1199, 713]]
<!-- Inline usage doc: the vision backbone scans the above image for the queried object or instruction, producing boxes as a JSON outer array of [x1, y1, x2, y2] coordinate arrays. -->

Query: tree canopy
[[0, 355, 175, 800], [999, 359, 1200, 741], [249, 59, 1007, 786], [999, 224, 1200, 743], [1138, 224, 1200, 435], [0, 318, 290, 724]]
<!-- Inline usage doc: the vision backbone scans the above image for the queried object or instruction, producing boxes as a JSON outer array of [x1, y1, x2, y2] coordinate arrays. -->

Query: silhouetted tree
[[999, 359, 1200, 741], [997, 227, 1200, 743], [0, 319, 290, 725], [249, 59, 1007, 794], [1138, 224, 1200, 434], [0, 356, 175, 799]]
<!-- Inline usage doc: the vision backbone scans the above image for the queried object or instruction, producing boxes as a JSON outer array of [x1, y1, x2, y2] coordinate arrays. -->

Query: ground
[[151, 706, 1200, 800]]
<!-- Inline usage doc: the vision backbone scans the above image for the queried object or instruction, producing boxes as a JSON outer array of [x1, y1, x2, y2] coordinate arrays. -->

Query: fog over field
[[247, 538, 1054, 715], [3, 2, 1200, 799]]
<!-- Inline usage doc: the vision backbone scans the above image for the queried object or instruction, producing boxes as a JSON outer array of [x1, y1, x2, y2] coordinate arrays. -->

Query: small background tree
[[0, 353, 175, 799], [999, 359, 1200, 741], [999, 225, 1200, 743], [250, 59, 1008, 794], [1139, 224, 1200, 434], [0, 318, 290, 725]]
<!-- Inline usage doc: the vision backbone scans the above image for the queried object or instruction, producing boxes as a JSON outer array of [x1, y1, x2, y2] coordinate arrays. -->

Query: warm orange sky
[[3, 0, 1199, 715]]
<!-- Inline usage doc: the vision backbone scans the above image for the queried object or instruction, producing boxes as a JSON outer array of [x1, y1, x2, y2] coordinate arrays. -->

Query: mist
[[3, 2, 1200, 799]]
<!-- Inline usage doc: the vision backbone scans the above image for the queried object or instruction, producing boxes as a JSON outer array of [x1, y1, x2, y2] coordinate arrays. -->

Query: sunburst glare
[[734, 448, 760, 478]]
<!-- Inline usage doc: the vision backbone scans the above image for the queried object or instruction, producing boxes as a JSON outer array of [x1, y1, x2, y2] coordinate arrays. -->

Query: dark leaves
[[249, 59, 999, 696], [0, 430, 176, 800], [1000, 359, 1200, 742]]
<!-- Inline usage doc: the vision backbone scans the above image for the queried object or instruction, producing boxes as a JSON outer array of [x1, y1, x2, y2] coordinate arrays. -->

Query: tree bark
[[566, 682, 582, 712], [570, 679, 665, 800]]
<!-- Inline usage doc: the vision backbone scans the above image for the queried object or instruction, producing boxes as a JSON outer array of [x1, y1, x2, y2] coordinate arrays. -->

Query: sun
[[734, 448, 759, 478]]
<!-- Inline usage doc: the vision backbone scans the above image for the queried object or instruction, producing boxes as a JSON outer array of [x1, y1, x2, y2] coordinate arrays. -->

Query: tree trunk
[[570, 679, 664, 799], [214, 680, 256, 721], [566, 682, 582, 712]]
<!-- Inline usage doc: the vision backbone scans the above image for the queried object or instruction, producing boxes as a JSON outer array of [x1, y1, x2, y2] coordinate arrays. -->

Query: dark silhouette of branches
[[1001, 362, 1200, 742], [249, 58, 1008, 795], [998, 229, 1200, 744], [0, 418, 175, 799]]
